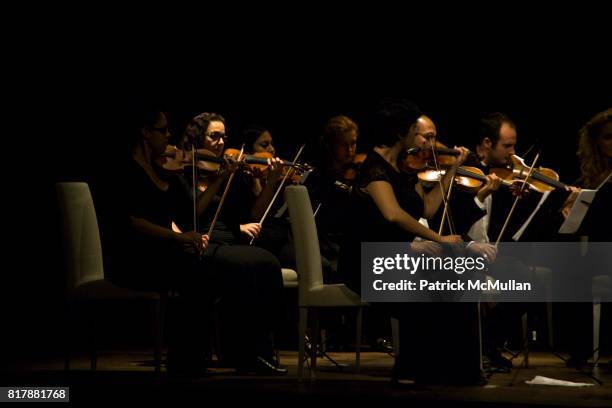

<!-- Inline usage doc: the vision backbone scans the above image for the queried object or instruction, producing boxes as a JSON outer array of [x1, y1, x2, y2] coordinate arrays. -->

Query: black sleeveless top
[[340, 151, 425, 293], [350, 150, 424, 242]]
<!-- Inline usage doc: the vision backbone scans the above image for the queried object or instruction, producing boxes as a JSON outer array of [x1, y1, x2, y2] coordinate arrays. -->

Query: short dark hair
[[373, 98, 422, 147], [478, 112, 516, 147], [242, 124, 270, 152], [128, 109, 165, 149]]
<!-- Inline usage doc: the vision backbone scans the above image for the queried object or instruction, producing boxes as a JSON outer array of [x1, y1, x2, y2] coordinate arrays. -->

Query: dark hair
[[128, 109, 165, 149], [478, 112, 516, 147], [373, 98, 422, 147], [181, 112, 226, 149], [242, 124, 270, 153], [577, 108, 612, 188]]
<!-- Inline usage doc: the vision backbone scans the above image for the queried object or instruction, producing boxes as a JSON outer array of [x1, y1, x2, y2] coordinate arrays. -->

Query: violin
[[400, 141, 462, 172], [417, 166, 533, 193], [342, 153, 367, 182], [490, 154, 568, 193], [159, 146, 308, 177]]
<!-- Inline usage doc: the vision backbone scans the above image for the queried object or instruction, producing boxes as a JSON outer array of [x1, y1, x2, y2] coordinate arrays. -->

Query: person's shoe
[[236, 356, 288, 375], [486, 350, 513, 373], [375, 338, 394, 354], [254, 356, 288, 375]]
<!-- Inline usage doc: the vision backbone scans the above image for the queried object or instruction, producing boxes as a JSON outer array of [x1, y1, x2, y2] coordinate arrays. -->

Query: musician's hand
[[410, 241, 443, 257], [466, 242, 497, 263], [267, 157, 284, 185], [439, 234, 464, 244], [509, 180, 531, 198], [221, 155, 241, 175], [452, 146, 470, 167], [240, 223, 262, 239], [476, 174, 502, 203], [178, 231, 206, 254], [561, 186, 581, 219]]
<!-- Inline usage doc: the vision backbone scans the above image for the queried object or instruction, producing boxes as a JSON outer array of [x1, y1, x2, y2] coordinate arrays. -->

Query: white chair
[[284, 185, 364, 380], [281, 268, 298, 288], [592, 275, 610, 365], [56, 182, 163, 373]]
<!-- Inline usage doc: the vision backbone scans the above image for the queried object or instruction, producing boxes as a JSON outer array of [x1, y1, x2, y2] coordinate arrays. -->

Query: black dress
[[339, 151, 423, 293], [304, 166, 357, 282], [339, 150, 482, 384]]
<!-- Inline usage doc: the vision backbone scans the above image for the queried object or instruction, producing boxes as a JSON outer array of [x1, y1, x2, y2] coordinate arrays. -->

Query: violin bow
[[429, 143, 457, 235], [250, 144, 305, 245], [494, 152, 540, 248], [206, 145, 245, 240], [192, 143, 198, 233]]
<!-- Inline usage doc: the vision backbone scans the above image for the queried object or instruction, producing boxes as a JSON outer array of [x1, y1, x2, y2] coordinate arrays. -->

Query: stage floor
[[3, 351, 612, 406]]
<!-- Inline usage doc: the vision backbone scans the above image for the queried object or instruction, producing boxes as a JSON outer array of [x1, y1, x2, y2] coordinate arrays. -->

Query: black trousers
[[203, 243, 284, 364], [113, 240, 283, 367]]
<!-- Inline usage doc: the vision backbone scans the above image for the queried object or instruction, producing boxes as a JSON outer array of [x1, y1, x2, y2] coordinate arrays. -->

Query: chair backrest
[[56, 182, 105, 292], [284, 185, 324, 297]]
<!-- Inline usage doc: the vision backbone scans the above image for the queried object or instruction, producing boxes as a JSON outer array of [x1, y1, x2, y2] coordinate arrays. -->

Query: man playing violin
[[466, 112, 580, 373], [410, 115, 502, 258]]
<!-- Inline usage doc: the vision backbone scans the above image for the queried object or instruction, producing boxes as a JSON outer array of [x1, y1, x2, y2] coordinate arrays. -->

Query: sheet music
[[512, 191, 551, 241], [558, 189, 597, 234]]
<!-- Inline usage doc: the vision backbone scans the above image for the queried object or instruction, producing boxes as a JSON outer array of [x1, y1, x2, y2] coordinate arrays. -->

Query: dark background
[[4, 49, 611, 364]]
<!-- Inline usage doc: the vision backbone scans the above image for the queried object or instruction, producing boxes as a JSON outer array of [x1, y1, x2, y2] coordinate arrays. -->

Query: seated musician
[[339, 98, 490, 385], [171, 112, 288, 375]]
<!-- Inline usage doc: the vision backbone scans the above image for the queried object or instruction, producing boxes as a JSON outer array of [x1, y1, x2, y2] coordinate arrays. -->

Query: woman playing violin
[[304, 115, 362, 281], [338, 99, 484, 385], [173, 112, 287, 375], [116, 110, 213, 375]]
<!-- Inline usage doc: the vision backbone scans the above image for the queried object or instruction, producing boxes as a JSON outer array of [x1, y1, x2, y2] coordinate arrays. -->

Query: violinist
[[576, 108, 612, 243], [560, 108, 612, 369], [338, 98, 484, 385], [176, 113, 287, 375], [466, 112, 562, 373], [469, 112, 581, 242], [116, 110, 212, 376], [305, 115, 361, 281], [238, 124, 298, 268], [466, 112, 538, 243], [407, 115, 501, 256]]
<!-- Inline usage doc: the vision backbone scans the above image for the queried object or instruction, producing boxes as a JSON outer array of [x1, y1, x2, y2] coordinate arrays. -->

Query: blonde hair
[[577, 108, 612, 188], [323, 115, 358, 143]]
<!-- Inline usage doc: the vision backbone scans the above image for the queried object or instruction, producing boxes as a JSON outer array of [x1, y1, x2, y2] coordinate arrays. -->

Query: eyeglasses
[[205, 131, 228, 142]]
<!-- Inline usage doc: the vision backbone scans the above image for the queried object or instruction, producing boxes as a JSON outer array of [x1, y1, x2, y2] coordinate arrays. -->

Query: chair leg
[[212, 299, 222, 362], [298, 307, 308, 381], [64, 303, 72, 372], [152, 299, 162, 374], [477, 302, 483, 371], [390, 317, 400, 357], [310, 308, 319, 381], [546, 302, 554, 349], [88, 307, 98, 371], [593, 298, 601, 366], [521, 313, 529, 368], [355, 307, 362, 373]]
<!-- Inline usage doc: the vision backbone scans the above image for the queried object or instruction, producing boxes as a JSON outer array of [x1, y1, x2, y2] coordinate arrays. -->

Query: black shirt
[[350, 151, 424, 243]]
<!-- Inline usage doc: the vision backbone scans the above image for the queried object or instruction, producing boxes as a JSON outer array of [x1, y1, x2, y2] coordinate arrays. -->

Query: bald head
[[415, 115, 437, 138]]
